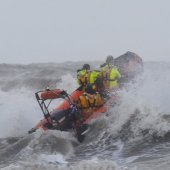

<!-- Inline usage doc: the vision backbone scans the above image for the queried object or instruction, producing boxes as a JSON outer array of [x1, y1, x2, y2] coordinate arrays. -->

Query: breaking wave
[[107, 62, 170, 141]]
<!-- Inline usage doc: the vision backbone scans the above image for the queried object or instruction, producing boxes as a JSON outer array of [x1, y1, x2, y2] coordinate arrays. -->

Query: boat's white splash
[[107, 64, 170, 140], [56, 74, 79, 93]]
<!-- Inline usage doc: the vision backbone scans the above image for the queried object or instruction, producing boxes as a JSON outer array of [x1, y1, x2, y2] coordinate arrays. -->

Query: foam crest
[[108, 64, 170, 140]]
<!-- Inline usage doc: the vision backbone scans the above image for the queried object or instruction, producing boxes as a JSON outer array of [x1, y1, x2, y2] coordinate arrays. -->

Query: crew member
[[76, 64, 104, 123], [77, 64, 102, 94], [100, 55, 121, 90]]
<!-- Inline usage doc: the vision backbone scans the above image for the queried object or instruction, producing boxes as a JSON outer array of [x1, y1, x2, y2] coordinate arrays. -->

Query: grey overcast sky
[[0, 0, 170, 64]]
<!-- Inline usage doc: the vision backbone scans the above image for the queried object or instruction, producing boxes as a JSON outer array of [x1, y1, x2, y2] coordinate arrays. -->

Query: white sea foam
[[56, 74, 79, 93], [1, 62, 170, 170], [108, 63, 170, 139], [0, 159, 127, 170], [0, 89, 42, 138]]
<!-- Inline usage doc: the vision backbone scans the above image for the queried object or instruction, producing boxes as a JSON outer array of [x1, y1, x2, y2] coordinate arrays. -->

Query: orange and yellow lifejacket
[[101, 64, 121, 89], [77, 92, 104, 120], [77, 69, 100, 88], [77, 92, 103, 109]]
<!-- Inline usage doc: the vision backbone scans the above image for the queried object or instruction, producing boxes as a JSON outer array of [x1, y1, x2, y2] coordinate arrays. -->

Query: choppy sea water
[[0, 61, 170, 170]]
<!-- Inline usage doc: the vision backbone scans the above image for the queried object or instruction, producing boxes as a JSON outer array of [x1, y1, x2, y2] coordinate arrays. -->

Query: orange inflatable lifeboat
[[28, 51, 143, 142], [30, 88, 84, 133], [29, 88, 116, 142]]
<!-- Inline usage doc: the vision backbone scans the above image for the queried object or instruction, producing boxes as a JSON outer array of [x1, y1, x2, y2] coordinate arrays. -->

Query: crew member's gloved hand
[[70, 104, 77, 115]]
